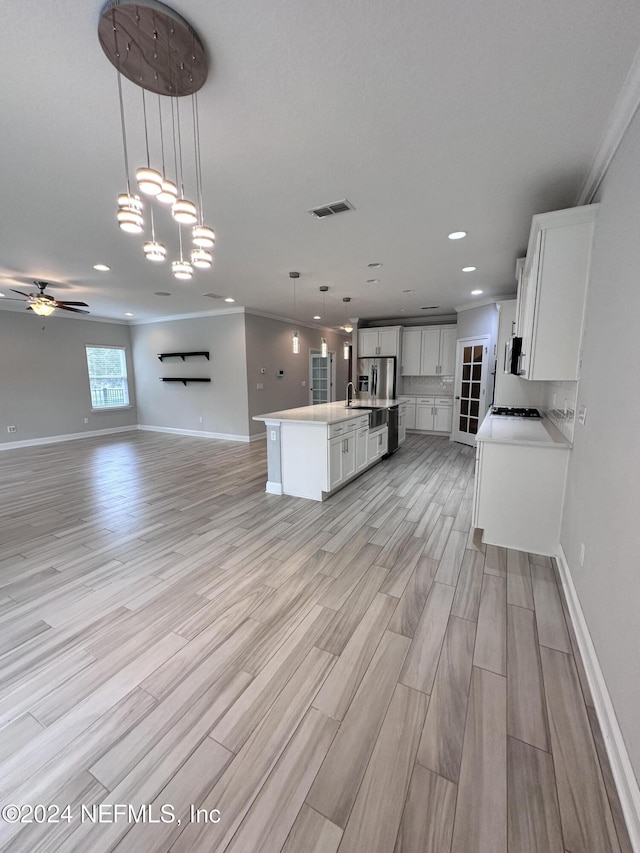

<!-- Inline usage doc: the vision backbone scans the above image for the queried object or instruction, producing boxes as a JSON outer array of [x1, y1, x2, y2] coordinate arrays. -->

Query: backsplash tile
[[544, 380, 577, 442], [400, 375, 455, 395]]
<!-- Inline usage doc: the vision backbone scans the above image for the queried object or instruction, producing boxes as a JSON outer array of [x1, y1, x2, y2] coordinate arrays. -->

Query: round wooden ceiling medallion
[[98, 0, 208, 97]]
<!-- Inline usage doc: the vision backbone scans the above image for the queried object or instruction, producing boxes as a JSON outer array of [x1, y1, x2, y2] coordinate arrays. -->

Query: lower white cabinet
[[399, 397, 416, 429], [368, 427, 388, 461], [356, 426, 369, 471], [412, 397, 453, 434], [473, 437, 569, 555], [398, 405, 407, 445], [328, 431, 357, 490]]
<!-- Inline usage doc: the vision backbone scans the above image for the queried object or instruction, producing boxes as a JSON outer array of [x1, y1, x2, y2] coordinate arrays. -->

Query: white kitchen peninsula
[[254, 400, 402, 501]]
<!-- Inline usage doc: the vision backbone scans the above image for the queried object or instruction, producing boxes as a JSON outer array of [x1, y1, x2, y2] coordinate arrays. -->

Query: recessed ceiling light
[[0, 293, 5, 298], [313, 314, 321, 320], [367, 262, 382, 268], [154, 291, 172, 296], [462, 266, 476, 272], [471, 289, 483, 295], [224, 297, 235, 303], [93, 263, 110, 271], [366, 279, 380, 284], [448, 231, 467, 240], [125, 312, 133, 316], [399, 308, 407, 313]]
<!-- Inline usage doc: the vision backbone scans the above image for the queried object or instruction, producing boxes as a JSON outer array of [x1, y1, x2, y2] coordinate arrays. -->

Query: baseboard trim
[[556, 545, 640, 851], [137, 424, 252, 443], [265, 481, 284, 495], [0, 425, 138, 450]]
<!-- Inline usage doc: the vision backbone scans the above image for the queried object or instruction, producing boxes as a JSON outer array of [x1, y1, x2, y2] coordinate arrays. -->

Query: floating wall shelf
[[160, 378, 211, 386], [157, 351, 210, 361]]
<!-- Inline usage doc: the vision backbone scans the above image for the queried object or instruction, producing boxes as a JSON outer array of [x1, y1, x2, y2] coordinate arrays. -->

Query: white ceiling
[[2, 0, 640, 328]]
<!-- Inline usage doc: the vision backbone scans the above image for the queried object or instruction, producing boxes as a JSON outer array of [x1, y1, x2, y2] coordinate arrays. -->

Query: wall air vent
[[308, 199, 355, 219]]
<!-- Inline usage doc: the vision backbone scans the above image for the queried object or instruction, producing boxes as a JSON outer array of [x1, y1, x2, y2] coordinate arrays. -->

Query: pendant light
[[319, 286, 329, 358], [290, 272, 300, 354], [113, 15, 144, 236], [172, 225, 193, 279], [171, 98, 198, 225], [156, 96, 178, 205], [190, 93, 216, 259], [143, 206, 167, 261], [136, 90, 163, 196], [343, 297, 352, 360]]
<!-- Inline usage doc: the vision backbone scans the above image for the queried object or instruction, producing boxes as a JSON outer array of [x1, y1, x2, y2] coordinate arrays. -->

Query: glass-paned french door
[[309, 351, 334, 404], [453, 336, 489, 446]]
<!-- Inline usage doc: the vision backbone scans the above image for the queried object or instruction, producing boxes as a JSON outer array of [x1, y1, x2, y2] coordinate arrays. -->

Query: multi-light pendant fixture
[[98, 0, 215, 281], [343, 297, 352, 360]]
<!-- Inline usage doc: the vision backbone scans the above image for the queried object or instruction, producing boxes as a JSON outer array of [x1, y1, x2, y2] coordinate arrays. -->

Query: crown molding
[[128, 307, 244, 325], [244, 307, 350, 336], [576, 43, 640, 204], [454, 298, 499, 313]]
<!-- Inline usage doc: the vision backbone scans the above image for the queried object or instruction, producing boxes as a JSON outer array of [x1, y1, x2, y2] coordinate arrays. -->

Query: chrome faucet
[[346, 381, 356, 407]]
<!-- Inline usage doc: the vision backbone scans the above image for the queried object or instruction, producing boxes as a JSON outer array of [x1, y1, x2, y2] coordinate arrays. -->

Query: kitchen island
[[253, 400, 403, 500], [472, 410, 571, 554]]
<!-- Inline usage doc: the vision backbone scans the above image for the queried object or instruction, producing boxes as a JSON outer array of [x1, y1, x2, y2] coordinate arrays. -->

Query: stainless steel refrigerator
[[356, 357, 396, 401]]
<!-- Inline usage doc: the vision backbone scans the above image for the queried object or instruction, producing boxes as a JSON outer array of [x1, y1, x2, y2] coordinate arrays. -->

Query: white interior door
[[452, 336, 490, 446], [309, 351, 335, 404]]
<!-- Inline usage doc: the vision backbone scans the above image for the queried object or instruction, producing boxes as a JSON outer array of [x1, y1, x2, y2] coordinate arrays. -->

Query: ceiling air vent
[[421, 306, 439, 310], [308, 199, 355, 219], [202, 292, 224, 299]]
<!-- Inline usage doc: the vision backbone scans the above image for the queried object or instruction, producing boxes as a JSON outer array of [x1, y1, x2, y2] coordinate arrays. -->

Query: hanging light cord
[[158, 94, 166, 176], [170, 96, 179, 188], [192, 93, 204, 224], [113, 12, 130, 194], [142, 89, 151, 168], [176, 97, 185, 194]]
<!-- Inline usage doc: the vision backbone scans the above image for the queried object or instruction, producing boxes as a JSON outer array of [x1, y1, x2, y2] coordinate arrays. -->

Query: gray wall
[[560, 109, 640, 779], [130, 312, 250, 439], [245, 313, 350, 436], [0, 311, 137, 444]]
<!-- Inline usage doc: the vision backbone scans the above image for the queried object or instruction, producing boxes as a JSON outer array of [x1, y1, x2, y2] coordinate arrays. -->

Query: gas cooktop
[[491, 407, 542, 418]]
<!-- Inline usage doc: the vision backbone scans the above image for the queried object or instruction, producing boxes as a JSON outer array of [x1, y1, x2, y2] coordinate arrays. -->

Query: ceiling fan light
[[191, 248, 212, 269], [156, 178, 178, 205], [172, 260, 193, 280], [172, 198, 198, 225], [136, 166, 163, 196], [192, 224, 215, 248], [143, 240, 167, 262], [31, 302, 56, 317]]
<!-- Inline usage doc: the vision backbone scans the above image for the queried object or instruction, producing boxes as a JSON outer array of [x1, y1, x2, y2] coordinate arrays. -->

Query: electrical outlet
[[84, 417, 89, 424], [256, 382, 264, 390], [198, 416, 203, 424], [579, 543, 585, 566], [7, 426, 16, 433], [578, 405, 587, 426], [270, 430, 276, 441], [301, 380, 306, 387]]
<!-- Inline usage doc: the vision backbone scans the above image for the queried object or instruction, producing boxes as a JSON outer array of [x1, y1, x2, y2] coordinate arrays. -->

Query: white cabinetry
[[399, 396, 417, 429], [518, 204, 598, 381], [368, 426, 388, 461], [356, 425, 369, 471], [398, 403, 407, 445], [358, 327, 401, 357], [473, 436, 569, 555], [415, 397, 453, 433], [401, 326, 456, 376], [328, 432, 356, 491]]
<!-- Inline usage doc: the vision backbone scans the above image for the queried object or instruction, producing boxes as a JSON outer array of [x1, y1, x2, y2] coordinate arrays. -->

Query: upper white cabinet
[[358, 327, 401, 357], [401, 326, 456, 376], [518, 204, 598, 381]]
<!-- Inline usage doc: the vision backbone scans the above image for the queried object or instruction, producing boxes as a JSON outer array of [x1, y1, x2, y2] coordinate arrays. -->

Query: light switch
[[256, 382, 264, 390], [578, 405, 587, 425]]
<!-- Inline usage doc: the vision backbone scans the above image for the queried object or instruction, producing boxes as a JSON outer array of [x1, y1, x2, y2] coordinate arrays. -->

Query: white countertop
[[476, 411, 571, 448], [253, 399, 400, 425]]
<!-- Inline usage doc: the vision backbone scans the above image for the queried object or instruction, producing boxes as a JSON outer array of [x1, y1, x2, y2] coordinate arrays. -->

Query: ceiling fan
[[7, 281, 90, 317]]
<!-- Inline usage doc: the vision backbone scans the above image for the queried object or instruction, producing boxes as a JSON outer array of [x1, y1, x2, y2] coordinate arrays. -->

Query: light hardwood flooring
[[0, 430, 632, 853]]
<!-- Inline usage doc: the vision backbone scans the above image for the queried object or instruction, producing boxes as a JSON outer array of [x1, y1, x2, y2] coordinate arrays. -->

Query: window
[[85, 346, 130, 410]]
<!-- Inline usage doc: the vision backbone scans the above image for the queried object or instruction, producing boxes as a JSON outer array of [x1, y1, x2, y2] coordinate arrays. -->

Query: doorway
[[309, 351, 335, 404], [453, 336, 490, 446]]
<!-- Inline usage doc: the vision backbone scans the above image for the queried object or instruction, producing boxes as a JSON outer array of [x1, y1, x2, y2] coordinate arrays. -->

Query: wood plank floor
[[0, 430, 631, 853]]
